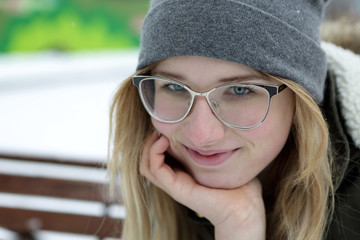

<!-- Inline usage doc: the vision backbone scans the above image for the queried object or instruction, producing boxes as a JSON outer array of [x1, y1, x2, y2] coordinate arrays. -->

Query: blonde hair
[[108, 67, 334, 240], [265, 76, 334, 240]]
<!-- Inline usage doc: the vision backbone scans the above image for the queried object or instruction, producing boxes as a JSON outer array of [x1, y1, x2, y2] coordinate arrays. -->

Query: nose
[[183, 97, 225, 147]]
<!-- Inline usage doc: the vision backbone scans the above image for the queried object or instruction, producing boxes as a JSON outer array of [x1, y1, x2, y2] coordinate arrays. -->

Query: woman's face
[[151, 56, 295, 189]]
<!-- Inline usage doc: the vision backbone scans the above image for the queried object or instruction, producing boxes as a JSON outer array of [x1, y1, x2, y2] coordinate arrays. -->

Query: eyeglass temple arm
[[278, 84, 287, 93]]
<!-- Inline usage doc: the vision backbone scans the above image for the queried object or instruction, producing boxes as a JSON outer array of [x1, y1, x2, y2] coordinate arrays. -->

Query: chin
[[194, 174, 244, 189]]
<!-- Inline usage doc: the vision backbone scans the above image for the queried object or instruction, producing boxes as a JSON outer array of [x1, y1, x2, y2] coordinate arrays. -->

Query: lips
[[185, 146, 237, 167]]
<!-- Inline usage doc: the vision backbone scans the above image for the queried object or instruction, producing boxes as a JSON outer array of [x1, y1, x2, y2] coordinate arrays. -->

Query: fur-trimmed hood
[[322, 42, 360, 149]]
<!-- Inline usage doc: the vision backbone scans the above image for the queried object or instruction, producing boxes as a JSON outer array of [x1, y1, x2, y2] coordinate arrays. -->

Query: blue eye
[[164, 83, 185, 91], [231, 86, 250, 95]]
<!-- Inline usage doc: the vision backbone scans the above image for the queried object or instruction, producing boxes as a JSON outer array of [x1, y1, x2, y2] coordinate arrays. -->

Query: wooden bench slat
[[0, 153, 104, 168], [0, 173, 113, 203], [0, 154, 123, 239], [0, 207, 122, 238]]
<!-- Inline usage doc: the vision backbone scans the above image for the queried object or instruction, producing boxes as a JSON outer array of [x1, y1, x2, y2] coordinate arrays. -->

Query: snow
[[0, 192, 118, 217], [0, 228, 122, 240], [0, 158, 108, 183], [0, 49, 138, 161]]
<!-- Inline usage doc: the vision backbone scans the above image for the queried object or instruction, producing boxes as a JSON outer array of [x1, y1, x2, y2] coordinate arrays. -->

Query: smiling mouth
[[185, 146, 238, 167]]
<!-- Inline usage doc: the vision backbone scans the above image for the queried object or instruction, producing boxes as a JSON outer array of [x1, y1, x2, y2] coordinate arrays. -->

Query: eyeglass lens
[[139, 78, 270, 128]]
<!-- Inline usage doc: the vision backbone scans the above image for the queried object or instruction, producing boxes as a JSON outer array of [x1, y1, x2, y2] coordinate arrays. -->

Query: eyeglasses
[[133, 75, 287, 129]]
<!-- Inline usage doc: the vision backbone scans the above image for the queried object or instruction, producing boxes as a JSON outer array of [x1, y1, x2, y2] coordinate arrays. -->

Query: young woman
[[108, 0, 360, 239]]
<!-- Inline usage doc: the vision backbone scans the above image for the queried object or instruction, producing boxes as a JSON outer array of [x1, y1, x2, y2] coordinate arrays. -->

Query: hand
[[140, 132, 266, 240]]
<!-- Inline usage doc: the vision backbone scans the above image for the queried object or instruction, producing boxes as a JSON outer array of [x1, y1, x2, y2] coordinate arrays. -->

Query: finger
[[140, 132, 172, 188], [147, 138, 200, 199], [147, 135, 176, 185], [139, 131, 160, 179], [149, 135, 170, 172]]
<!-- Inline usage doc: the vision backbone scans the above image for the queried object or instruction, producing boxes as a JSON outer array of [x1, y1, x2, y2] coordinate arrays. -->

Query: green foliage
[[0, 0, 148, 53]]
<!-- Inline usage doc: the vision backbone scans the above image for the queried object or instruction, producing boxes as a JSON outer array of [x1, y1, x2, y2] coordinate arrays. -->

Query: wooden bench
[[0, 153, 123, 240]]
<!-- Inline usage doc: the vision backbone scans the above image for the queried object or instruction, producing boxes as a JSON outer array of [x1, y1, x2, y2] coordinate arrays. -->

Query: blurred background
[[0, 0, 147, 53], [0, 1, 148, 240], [0, 0, 149, 160], [0, 0, 359, 240]]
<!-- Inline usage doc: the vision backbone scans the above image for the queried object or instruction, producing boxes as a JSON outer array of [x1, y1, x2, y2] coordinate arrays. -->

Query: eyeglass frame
[[132, 75, 288, 130]]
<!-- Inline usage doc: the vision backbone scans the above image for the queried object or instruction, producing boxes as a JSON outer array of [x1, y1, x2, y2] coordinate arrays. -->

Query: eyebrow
[[218, 75, 268, 83], [152, 71, 186, 81], [151, 70, 268, 84]]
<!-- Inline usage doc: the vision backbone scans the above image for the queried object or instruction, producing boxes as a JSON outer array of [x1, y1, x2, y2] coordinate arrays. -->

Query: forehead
[[152, 56, 273, 90]]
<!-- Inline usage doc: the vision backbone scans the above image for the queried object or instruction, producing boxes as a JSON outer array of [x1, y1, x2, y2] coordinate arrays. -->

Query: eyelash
[[162, 83, 185, 91]]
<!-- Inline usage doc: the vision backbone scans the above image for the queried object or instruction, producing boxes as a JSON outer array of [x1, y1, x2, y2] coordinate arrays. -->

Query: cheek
[[240, 105, 293, 159], [254, 120, 289, 154], [256, 90, 294, 145], [151, 118, 186, 164], [151, 118, 179, 138]]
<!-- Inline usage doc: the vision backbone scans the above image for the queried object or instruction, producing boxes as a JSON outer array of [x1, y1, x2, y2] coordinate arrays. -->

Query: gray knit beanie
[[137, 0, 331, 102]]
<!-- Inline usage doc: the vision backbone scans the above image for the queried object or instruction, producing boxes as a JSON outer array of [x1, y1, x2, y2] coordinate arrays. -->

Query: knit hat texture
[[137, 0, 330, 102]]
